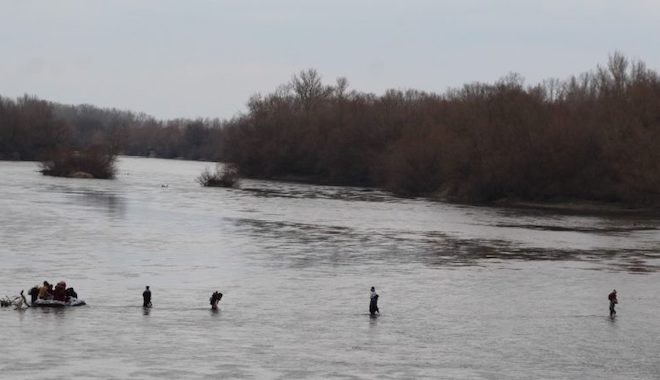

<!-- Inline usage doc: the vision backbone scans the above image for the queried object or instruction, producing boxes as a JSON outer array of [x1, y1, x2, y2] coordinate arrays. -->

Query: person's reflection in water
[[369, 315, 379, 327]]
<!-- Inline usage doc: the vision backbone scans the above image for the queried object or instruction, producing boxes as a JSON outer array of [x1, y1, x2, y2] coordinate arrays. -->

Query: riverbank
[[492, 198, 660, 216], [236, 172, 660, 216]]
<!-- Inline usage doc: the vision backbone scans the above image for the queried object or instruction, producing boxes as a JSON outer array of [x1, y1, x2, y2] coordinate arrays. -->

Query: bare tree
[[335, 77, 349, 98], [291, 68, 332, 110]]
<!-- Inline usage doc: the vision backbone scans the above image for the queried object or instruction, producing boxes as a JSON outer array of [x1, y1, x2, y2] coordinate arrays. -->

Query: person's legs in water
[[369, 297, 378, 315], [610, 302, 616, 317]]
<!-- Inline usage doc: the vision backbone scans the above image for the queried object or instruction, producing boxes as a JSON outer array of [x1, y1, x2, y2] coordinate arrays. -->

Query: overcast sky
[[1, 0, 659, 119]]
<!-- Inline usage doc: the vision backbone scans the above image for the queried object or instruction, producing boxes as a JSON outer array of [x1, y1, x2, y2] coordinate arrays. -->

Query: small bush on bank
[[40, 147, 117, 179], [197, 163, 240, 188]]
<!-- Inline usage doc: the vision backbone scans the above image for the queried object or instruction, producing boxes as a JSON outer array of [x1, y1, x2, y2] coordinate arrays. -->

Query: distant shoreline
[[3, 156, 659, 216], [196, 166, 660, 216]]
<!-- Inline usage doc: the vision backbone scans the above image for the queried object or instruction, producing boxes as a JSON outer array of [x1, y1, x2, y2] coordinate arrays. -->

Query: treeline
[[222, 54, 660, 205], [2, 53, 659, 204], [123, 118, 224, 161], [0, 97, 225, 162], [0, 96, 71, 161]]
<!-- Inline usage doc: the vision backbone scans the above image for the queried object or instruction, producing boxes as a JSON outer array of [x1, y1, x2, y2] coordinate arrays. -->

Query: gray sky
[[2, 0, 659, 119]]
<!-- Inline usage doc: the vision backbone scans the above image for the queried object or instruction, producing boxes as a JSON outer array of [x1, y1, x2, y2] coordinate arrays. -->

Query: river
[[1, 156, 659, 379]]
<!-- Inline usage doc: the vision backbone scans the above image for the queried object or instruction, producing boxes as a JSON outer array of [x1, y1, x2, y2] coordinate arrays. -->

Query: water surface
[[1, 157, 659, 379]]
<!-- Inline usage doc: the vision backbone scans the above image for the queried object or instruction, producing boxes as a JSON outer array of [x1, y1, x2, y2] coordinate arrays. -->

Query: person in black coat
[[608, 289, 618, 317], [143, 286, 152, 308], [28, 286, 39, 304], [369, 286, 379, 316], [65, 287, 78, 301], [210, 291, 223, 310]]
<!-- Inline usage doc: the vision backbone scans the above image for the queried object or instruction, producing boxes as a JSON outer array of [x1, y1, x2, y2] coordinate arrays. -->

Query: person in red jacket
[[53, 281, 67, 302], [608, 289, 618, 318]]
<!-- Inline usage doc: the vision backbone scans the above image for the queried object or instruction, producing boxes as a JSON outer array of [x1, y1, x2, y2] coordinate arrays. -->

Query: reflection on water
[[494, 222, 658, 233], [228, 215, 660, 273], [241, 183, 394, 203], [76, 190, 125, 216], [41, 183, 126, 218], [1, 157, 659, 379]]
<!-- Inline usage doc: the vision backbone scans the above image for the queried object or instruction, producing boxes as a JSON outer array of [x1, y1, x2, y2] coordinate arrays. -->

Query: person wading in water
[[143, 286, 152, 308], [210, 291, 223, 310], [369, 286, 379, 316], [608, 289, 618, 318]]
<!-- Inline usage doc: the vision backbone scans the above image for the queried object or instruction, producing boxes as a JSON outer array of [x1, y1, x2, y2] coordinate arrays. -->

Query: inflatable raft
[[32, 298, 86, 307]]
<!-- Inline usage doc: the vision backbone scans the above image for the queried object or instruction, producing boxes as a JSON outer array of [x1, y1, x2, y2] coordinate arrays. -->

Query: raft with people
[[27, 281, 86, 308]]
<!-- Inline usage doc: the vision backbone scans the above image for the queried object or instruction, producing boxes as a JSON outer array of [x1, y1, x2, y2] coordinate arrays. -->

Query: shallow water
[[1, 157, 659, 379]]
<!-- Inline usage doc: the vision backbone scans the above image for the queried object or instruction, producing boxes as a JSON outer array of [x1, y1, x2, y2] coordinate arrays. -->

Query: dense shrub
[[40, 146, 117, 179], [197, 163, 240, 188]]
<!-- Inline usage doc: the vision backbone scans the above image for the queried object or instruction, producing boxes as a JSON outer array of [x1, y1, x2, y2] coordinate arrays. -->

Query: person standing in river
[[210, 291, 223, 310], [369, 286, 379, 316], [608, 289, 618, 318], [143, 286, 152, 308]]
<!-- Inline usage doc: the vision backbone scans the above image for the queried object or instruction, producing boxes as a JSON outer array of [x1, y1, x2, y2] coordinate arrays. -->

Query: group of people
[[13, 283, 616, 318], [0, 281, 79, 309], [140, 285, 375, 314], [137, 286, 619, 318], [141, 286, 224, 310], [28, 281, 78, 303]]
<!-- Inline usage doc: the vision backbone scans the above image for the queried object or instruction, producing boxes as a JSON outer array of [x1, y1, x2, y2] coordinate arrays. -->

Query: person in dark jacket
[[29, 286, 39, 304], [143, 286, 152, 308], [210, 291, 223, 310], [65, 288, 78, 301], [369, 286, 379, 316], [608, 289, 618, 318]]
